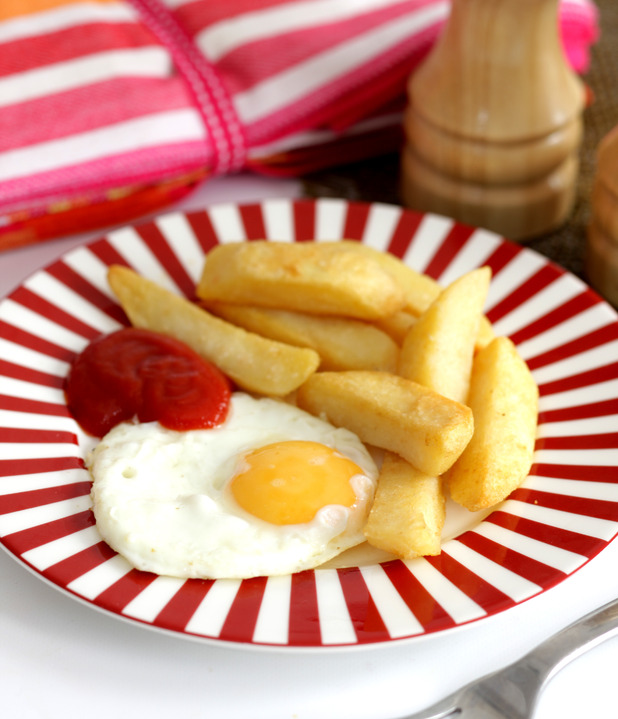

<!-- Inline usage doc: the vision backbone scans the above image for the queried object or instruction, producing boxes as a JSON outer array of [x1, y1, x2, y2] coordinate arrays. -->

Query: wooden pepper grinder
[[401, 0, 586, 241], [587, 125, 618, 307]]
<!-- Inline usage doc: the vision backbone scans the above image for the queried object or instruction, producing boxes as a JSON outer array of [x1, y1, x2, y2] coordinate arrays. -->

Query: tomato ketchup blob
[[65, 328, 231, 437]]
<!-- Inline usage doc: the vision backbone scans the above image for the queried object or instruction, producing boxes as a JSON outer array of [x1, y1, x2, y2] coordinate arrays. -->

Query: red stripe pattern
[[1, 198, 617, 649], [0, 0, 599, 243]]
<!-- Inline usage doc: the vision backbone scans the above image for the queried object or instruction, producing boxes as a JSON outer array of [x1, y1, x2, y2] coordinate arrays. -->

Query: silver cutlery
[[401, 596, 618, 718]]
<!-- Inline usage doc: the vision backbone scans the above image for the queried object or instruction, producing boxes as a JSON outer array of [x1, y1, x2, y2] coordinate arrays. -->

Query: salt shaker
[[401, 0, 586, 241], [587, 125, 618, 307]]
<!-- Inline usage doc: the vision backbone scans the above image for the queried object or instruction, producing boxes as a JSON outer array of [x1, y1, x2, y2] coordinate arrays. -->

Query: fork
[[400, 596, 618, 719]]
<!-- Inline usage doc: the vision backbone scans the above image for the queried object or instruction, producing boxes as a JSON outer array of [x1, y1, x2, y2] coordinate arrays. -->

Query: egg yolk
[[230, 440, 362, 525]]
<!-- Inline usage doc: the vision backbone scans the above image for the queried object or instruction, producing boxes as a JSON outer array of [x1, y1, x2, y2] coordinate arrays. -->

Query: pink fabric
[[0, 22, 154, 78], [1, 142, 210, 208], [129, 0, 246, 174], [0, 0, 600, 240], [212, 1, 440, 97], [0, 79, 190, 153], [560, 1, 600, 70]]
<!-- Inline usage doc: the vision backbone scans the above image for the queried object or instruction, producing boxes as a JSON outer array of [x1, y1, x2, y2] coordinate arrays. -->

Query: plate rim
[[1, 196, 618, 651]]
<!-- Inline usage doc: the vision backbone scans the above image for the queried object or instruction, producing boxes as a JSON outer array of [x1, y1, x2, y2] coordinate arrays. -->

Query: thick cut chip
[[398, 267, 491, 403], [296, 371, 473, 476], [196, 241, 405, 320], [204, 301, 399, 372], [107, 265, 320, 397], [338, 240, 439, 315], [364, 451, 445, 558], [339, 241, 494, 348], [374, 310, 417, 344], [446, 337, 539, 512]]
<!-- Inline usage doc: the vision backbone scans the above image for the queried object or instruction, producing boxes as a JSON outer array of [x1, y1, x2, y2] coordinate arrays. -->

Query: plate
[[1, 198, 618, 650]]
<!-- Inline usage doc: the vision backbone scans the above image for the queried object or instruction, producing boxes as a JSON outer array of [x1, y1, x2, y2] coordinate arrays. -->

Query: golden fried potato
[[374, 310, 417, 344], [339, 241, 494, 349], [476, 316, 495, 350], [446, 336, 539, 511], [398, 267, 491, 403], [196, 241, 405, 320], [338, 240, 439, 315], [296, 371, 473, 477], [364, 451, 445, 558], [203, 301, 399, 372], [107, 265, 320, 397]]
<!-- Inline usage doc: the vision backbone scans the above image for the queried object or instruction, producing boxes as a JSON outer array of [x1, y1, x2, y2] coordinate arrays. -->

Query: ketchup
[[65, 328, 231, 437]]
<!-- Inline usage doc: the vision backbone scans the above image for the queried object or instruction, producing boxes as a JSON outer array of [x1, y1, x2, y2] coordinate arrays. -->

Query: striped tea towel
[[0, 0, 599, 250]]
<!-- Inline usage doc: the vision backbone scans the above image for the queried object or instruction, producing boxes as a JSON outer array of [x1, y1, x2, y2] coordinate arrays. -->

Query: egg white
[[87, 392, 378, 579]]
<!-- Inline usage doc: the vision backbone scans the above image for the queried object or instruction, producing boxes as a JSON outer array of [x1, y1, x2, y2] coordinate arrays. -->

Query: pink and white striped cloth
[[0, 0, 599, 249]]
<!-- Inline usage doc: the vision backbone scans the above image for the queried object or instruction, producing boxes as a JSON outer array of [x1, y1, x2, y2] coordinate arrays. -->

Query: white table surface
[[1, 174, 618, 719]]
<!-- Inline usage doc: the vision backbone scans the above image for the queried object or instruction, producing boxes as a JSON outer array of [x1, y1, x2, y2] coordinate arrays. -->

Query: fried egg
[[87, 392, 378, 579]]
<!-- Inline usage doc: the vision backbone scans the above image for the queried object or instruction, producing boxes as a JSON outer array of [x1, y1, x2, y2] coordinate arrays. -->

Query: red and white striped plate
[[1, 198, 618, 650]]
